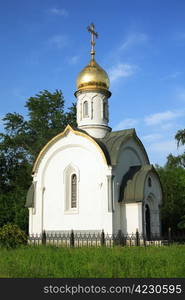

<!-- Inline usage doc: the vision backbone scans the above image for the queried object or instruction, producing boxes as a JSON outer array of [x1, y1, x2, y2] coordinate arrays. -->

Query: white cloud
[[142, 133, 162, 142], [68, 55, 80, 65], [144, 110, 183, 126], [120, 33, 148, 51], [48, 8, 68, 17], [148, 140, 178, 154], [160, 123, 174, 131], [161, 71, 182, 81], [108, 63, 138, 82], [113, 118, 138, 131], [48, 35, 68, 49], [146, 139, 183, 166]]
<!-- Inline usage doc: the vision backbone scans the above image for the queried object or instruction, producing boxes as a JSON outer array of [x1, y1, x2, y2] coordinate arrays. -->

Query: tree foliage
[[24, 90, 76, 158], [0, 89, 77, 232], [166, 128, 185, 168], [156, 165, 185, 233], [175, 129, 185, 147], [156, 126, 185, 233]]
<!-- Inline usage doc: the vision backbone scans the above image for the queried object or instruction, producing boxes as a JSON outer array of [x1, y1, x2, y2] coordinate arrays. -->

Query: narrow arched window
[[83, 101, 88, 117], [103, 101, 107, 119], [148, 177, 152, 187], [71, 174, 77, 208]]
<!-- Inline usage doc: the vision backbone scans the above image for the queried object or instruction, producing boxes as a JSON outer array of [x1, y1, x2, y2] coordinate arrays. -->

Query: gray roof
[[72, 128, 141, 166], [99, 129, 136, 165], [119, 165, 162, 203], [32, 126, 149, 174], [95, 128, 149, 166], [119, 165, 142, 202]]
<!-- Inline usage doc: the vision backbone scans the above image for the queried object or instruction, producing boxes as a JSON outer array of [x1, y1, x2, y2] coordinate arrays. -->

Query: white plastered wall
[[77, 92, 109, 127], [112, 137, 149, 234], [76, 91, 111, 138], [29, 130, 113, 235], [124, 202, 143, 234]]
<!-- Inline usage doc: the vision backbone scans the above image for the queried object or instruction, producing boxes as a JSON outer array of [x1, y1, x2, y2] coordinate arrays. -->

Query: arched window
[[103, 101, 107, 119], [64, 164, 79, 213], [148, 177, 152, 187], [83, 101, 88, 117], [71, 174, 77, 208]]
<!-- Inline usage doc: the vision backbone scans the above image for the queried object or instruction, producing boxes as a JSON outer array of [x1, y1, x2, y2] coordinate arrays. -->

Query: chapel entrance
[[145, 204, 151, 240]]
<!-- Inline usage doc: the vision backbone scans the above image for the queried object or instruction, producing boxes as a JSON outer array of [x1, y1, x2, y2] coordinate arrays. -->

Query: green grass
[[0, 245, 185, 278]]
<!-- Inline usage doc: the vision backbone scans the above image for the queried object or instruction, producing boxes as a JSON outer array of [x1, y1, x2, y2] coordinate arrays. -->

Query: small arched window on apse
[[83, 101, 88, 117], [103, 101, 107, 119], [148, 177, 152, 187], [71, 174, 77, 208]]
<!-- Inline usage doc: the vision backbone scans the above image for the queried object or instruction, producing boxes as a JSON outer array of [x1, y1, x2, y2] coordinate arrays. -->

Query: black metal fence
[[28, 228, 185, 247]]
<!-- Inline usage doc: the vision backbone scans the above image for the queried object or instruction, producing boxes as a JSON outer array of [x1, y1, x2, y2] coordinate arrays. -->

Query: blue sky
[[0, 0, 185, 166]]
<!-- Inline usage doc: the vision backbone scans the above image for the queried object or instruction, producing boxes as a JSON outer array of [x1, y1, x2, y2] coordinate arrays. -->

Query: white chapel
[[26, 24, 162, 239]]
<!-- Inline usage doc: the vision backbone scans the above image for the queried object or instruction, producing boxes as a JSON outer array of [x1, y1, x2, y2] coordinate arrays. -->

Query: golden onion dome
[[76, 58, 110, 92]]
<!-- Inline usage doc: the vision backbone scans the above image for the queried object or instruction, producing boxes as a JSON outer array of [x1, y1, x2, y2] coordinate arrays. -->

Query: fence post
[[168, 227, 172, 245], [101, 230, 105, 246], [42, 230, 46, 245], [136, 228, 140, 246], [117, 230, 123, 246], [70, 230, 75, 248], [143, 236, 146, 247]]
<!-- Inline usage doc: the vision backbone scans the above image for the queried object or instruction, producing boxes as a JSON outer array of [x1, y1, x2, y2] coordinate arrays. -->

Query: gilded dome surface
[[76, 59, 110, 91]]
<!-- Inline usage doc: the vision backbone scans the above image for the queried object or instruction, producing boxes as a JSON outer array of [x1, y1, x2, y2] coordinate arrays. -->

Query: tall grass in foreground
[[0, 245, 185, 278]]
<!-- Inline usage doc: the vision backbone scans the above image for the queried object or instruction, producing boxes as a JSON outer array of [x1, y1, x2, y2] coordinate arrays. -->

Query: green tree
[[156, 165, 185, 233], [166, 128, 185, 168], [156, 127, 185, 232], [24, 89, 76, 159], [0, 89, 77, 232], [176, 129, 185, 146]]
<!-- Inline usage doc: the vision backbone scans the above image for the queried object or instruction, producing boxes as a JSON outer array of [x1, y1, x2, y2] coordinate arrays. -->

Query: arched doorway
[[145, 204, 151, 240]]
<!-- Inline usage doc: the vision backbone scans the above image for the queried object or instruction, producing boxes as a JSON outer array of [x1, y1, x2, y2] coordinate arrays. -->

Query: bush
[[177, 216, 185, 229], [0, 224, 27, 249]]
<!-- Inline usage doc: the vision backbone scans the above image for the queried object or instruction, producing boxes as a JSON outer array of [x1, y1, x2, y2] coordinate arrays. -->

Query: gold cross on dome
[[87, 23, 98, 60]]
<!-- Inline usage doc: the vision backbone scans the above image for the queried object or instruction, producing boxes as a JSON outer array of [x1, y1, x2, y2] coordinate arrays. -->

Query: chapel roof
[[95, 128, 150, 166], [74, 127, 142, 166], [98, 129, 136, 165], [118, 164, 162, 203], [32, 125, 149, 175], [73, 126, 150, 166], [27, 127, 150, 208]]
